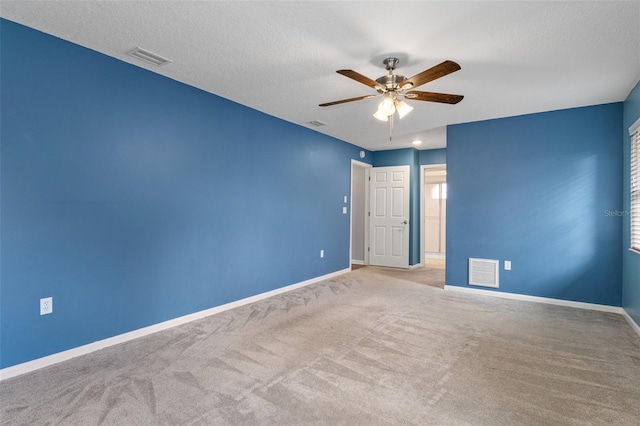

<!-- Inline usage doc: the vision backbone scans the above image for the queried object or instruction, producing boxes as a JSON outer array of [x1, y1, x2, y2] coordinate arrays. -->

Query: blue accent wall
[[623, 80, 640, 325], [447, 103, 623, 306], [419, 148, 446, 165], [372, 149, 420, 265], [0, 19, 369, 368]]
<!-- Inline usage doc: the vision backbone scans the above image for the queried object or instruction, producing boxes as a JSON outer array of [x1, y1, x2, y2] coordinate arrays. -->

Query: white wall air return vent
[[308, 120, 327, 127], [469, 258, 499, 288], [126, 47, 172, 66]]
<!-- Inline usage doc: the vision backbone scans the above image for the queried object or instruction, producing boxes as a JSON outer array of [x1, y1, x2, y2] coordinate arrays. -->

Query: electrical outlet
[[320, 250, 324, 258], [40, 297, 53, 315]]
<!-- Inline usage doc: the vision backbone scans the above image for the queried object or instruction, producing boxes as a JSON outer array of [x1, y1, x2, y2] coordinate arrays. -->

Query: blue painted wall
[[623, 80, 640, 325], [0, 20, 370, 368], [372, 149, 420, 265], [419, 148, 446, 165], [447, 103, 623, 306]]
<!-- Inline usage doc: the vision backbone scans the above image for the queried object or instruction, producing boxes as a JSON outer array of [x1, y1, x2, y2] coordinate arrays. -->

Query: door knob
[[402, 220, 408, 225]]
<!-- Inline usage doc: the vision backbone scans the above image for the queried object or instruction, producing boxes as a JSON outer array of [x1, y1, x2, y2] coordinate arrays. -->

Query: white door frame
[[350, 159, 371, 266], [420, 164, 447, 265]]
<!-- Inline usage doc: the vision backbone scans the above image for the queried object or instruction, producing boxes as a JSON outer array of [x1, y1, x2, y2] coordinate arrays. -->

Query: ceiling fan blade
[[404, 91, 464, 104], [319, 94, 377, 107], [337, 70, 383, 90], [402, 60, 461, 90]]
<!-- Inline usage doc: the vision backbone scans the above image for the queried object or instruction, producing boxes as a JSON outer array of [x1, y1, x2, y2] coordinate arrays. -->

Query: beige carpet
[[367, 259, 445, 289], [1, 265, 639, 425]]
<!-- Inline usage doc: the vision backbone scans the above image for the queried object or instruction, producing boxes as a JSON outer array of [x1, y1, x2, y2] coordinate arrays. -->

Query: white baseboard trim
[[622, 309, 640, 339], [350, 259, 365, 265], [424, 253, 446, 260], [0, 268, 351, 382], [409, 263, 423, 270], [443, 285, 623, 314]]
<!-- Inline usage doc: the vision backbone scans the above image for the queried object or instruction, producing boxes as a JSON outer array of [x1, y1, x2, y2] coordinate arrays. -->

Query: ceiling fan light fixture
[[373, 109, 389, 121], [379, 96, 396, 116], [395, 100, 413, 119]]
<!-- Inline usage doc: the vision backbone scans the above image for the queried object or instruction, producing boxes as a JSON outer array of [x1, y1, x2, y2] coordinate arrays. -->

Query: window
[[632, 124, 640, 252]]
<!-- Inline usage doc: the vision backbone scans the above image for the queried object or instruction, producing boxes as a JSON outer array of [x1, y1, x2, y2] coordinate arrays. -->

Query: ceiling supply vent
[[468, 258, 499, 288], [126, 47, 172, 66], [308, 120, 327, 127]]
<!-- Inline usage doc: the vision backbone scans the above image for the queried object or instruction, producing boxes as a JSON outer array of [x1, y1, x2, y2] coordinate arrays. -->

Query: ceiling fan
[[319, 57, 463, 139]]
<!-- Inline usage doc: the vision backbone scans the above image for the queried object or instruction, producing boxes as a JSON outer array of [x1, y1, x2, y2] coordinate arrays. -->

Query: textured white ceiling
[[2, 1, 639, 151]]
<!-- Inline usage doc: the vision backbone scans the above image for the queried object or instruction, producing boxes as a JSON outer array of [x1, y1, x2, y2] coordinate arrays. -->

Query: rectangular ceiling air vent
[[308, 120, 327, 127], [469, 258, 499, 288], [126, 47, 172, 66]]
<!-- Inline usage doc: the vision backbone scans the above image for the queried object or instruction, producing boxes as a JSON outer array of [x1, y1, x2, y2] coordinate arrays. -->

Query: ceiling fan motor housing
[[375, 57, 409, 93], [375, 74, 408, 93]]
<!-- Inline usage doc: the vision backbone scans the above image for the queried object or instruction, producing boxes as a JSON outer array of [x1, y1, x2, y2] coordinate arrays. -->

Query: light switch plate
[[342, 206, 347, 214], [344, 196, 348, 203], [504, 261, 511, 271]]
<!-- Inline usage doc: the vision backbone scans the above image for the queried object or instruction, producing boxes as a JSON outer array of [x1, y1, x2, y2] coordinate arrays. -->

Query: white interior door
[[369, 165, 410, 268]]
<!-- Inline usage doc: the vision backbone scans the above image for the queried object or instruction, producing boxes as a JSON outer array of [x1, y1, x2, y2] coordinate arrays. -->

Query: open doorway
[[350, 160, 371, 269], [420, 165, 446, 272]]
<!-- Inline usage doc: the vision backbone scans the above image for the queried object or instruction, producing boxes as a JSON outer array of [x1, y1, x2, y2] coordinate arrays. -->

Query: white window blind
[[632, 126, 640, 252]]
